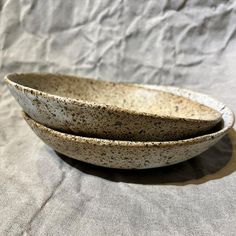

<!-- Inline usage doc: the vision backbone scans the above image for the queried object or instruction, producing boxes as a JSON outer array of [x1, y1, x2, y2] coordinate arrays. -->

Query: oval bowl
[[22, 86, 234, 169], [5, 73, 221, 141]]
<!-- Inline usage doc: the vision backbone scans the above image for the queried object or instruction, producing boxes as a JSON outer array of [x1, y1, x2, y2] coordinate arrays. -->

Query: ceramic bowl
[[22, 86, 234, 169], [5, 73, 221, 141]]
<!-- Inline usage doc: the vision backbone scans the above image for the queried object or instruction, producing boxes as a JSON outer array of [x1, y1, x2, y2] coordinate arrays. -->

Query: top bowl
[[5, 73, 222, 141]]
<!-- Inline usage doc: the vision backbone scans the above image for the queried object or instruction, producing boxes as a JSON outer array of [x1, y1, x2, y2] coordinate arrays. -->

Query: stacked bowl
[[5, 73, 235, 169]]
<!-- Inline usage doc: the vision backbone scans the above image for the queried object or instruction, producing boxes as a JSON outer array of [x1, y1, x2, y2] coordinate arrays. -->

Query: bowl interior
[[8, 73, 221, 121], [149, 85, 234, 130]]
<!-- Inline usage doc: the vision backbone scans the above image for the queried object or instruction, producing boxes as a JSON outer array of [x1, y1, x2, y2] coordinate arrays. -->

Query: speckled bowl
[[22, 86, 234, 169], [5, 73, 221, 141]]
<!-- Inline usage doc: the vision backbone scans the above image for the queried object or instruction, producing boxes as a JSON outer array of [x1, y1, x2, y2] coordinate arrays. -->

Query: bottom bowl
[[23, 89, 234, 169]]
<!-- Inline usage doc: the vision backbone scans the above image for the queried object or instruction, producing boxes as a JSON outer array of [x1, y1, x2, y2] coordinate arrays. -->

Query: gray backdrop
[[1, 0, 236, 235]]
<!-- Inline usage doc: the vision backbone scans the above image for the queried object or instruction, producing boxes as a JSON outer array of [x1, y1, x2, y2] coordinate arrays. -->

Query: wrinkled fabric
[[1, 0, 236, 235]]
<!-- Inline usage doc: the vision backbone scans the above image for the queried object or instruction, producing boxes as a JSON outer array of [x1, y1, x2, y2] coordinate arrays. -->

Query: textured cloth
[[1, 0, 236, 235]]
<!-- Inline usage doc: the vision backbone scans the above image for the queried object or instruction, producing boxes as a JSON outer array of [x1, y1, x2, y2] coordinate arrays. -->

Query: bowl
[[22, 87, 234, 169], [5, 73, 222, 141]]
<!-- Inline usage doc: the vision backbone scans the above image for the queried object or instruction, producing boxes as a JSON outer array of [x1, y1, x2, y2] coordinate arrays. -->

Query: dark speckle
[[114, 121, 122, 126]]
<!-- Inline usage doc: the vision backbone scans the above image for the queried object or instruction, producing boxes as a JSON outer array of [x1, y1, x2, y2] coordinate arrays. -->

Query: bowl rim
[[5, 72, 222, 123]]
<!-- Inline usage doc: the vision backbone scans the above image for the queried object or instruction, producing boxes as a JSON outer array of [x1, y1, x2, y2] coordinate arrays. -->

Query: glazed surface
[[8, 73, 220, 120], [6, 73, 222, 141], [23, 111, 230, 169], [22, 85, 234, 169]]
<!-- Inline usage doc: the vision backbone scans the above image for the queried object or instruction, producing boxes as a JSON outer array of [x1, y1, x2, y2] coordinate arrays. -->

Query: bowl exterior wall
[[7, 82, 219, 141], [25, 115, 225, 169]]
